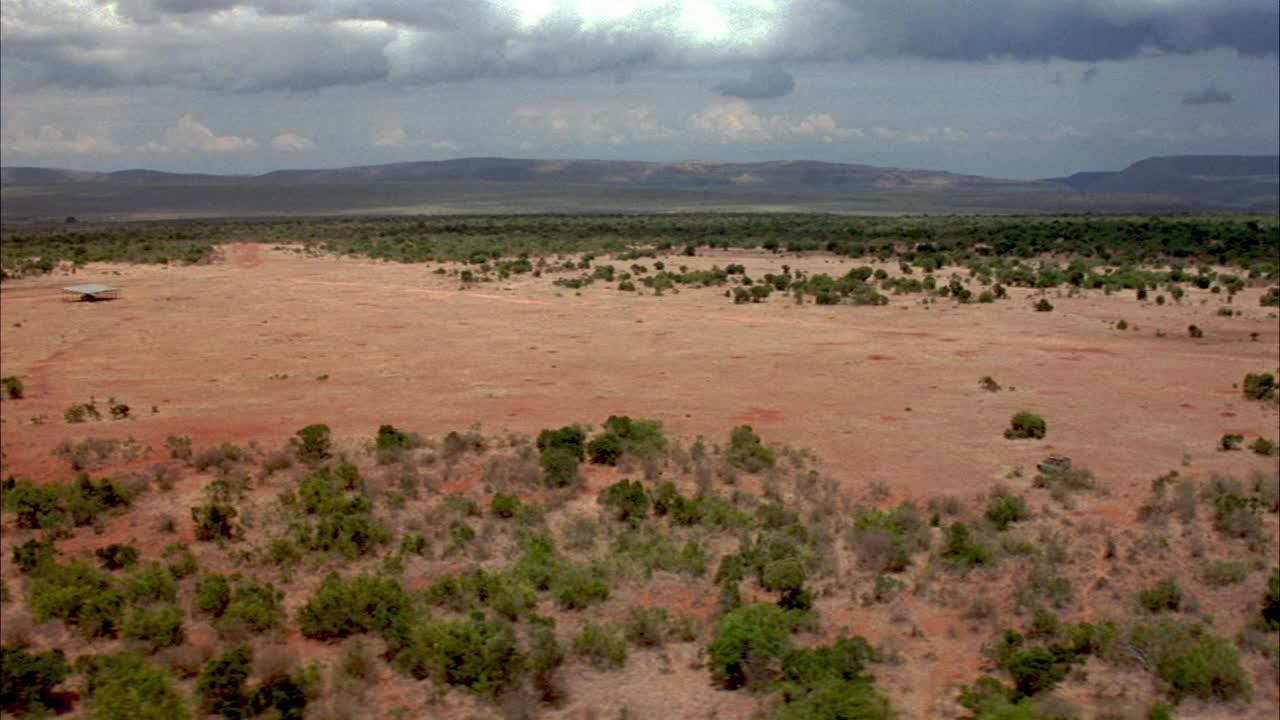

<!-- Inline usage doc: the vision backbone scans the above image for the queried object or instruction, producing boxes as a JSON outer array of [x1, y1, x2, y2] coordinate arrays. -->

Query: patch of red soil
[[866, 354, 894, 361], [734, 406, 784, 423]]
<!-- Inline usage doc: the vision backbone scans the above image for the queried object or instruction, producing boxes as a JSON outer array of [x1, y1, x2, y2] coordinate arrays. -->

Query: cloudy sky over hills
[[1, 0, 1277, 178]]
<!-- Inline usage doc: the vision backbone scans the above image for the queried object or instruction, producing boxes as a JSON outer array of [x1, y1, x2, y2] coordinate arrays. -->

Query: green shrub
[[247, 673, 306, 720], [623, 607, 672, 648], [979, 376, 1002, 392], [573, 621, 628, 669], [598, 479, 650, 523], [1219, 433, 1244, 451], [1262, 570, 1280, 631], [771, 637, 890, 720], [297, 573, 413, 642], [708, 603, 792, 690], [943, 522, 991, 568], [1202, 560, 1247, 587], [490, 493, 521, 518], [219, 576, 284, 634], [539, 446, 580, 488], [96, 543, 139, 571], [121, 605, 184, 651], [161, 543, 197, 579], [126, 563, 177, 604], [1, 376, 23, 399], [191, 503, 239, 542], [30, 560, 124, 639], [1187, 324, 1204, 338], [536, 425, 586, 460], [1004, 411, 1047, 440], [1250, 437, 1278, 456], [1128, 620, 1249, 701], [727, 425, 775, 471], [1034, 298, 1053, 312], [79, 651, 189, 720], [292, 423, 332, 464], [1, 645, 68, 715], [195, 573, 232, 617], [985, 494, 1031, 531], [375, 423, 417, 450], [552, 564, 610, 610], [762, 558, 808, 594], [12, 538, 57, 573], [587, 432, 623, 465], [196, 645, 252, 719], [1, 478, 65, 529], [1243, 372, 1277, 401], [393, 616, 523, 696]]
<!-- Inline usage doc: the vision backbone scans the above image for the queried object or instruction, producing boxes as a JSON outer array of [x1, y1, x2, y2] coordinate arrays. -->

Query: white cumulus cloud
[[143, 114, 256, 152], [270, 132, 316, 151]]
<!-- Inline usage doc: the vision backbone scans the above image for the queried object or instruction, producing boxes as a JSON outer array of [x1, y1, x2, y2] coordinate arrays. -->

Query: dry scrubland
[[0, 216, 1278, 720]]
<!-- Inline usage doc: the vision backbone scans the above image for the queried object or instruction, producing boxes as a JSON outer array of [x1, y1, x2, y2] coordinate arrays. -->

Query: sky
[[1, 0, 1277, 179]]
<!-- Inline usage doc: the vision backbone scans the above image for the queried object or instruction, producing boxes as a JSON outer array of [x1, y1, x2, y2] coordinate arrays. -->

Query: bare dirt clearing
[[2, 244, 1276, 499]]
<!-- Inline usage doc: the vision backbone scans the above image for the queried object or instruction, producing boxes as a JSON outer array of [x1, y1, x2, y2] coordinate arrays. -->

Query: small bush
[[985, 494, 1031, 531], [393, 616, 523, 696], [1, 376, 23, 399], [539, 446, 579, 488], [121, 605, 185, 651], [573, 621, 628, 669], [979, 376, 1001, 392], [95, 543, 139, 571], [1034, 298, 1053, 312], [536, 425, 585, 460], [297, 573, 413, 642], [1, 645, 67, 715], [1138, 578, 1183, 613], [598, 479, 650, 523], [191, 503, 239, 541], [197, 645, 252, 719], [1242, 373, 1277, 401], [293, 423, 332, 464], [1005, 411, 1047, 440], [1261, 570, 1280, 631], [195, 574, 232, 617], [1250, 437, 1278, 456], [1202, 560, 1247, 586], [1219, 433, 1244, 451], [707, 603, 791, 690], [29, 561, 124, 639], [490, 493, 521, 518], [79, 651, 189, 720], [1187, 324, 1204, 338], [727, 425, 775, 472]]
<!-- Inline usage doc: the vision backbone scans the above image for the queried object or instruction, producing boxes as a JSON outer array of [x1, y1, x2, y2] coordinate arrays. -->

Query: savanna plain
[[0, 214, 1277, 720]]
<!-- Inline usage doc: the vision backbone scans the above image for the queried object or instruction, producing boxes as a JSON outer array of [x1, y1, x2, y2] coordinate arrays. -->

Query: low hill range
[[2, 155, 1275, 221]]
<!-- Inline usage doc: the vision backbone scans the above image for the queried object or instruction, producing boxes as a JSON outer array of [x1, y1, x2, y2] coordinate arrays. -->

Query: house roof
[[62, 283, 118, 294]]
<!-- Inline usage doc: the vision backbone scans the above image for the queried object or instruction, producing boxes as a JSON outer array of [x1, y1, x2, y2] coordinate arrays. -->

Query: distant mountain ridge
[[2, 155, 1276, 221], [1042, 154, 1279, 210], [3, 158, 1013, 191]]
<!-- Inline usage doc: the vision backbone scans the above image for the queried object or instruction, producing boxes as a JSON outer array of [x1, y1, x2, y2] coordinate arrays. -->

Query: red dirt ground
[[2, 244, 1276, 499], [2, 244, 1278, 719]]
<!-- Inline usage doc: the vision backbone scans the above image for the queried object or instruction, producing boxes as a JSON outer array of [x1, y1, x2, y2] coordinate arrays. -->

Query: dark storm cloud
[[1182, 83, 1234, 105], [715, 66, 795, 99], [3, 1, 1276, 93]]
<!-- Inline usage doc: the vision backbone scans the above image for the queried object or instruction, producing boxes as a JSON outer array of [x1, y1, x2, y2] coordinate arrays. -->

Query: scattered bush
[[1242, 373, 1277, 401], [1250, 437, 1277, 456], [197, 645, 252, 719], [1202, 560, 1247, 586], [707, 603, 792, 690], [121, 605, 185, 652], [1004, 411, 1047, 440], [539, 446, 580, 488], [297, 573, 413, 642], [573, 621, 628, 669], [1219, 433, 1244, 451], [96, 543, 139, 571], [30, 560, 124, 639], [79, 651, 189, 720], [979, 376, 1001, 392], [292, 423, 332, 464], [393, 616, 523, 696], [191, 503, 240, 541], [727, 425, 775, 472], [1, 376, 23, 399], [1138, 578, 1183, 613], [985, 494, 1031, 531], [1, 645, 68, 715], [598, 479, 650, 523], [1034, 298, 1054, 312]]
